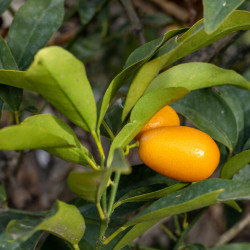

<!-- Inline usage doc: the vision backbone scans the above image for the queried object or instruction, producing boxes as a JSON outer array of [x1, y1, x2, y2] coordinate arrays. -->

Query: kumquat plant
[[0, 0, 250, 249]]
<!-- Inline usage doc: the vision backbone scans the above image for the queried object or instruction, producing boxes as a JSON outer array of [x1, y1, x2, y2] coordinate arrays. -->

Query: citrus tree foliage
[[0, 1, 249, 249]]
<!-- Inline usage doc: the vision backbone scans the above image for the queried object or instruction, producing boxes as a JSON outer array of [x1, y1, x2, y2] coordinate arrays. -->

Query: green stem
[[107, 172, 121, 217], [102, 120, 115, 140], [104, 226, 127, 245], [173, 208, 206, 250], [160, 224, 177, 242], [8, 5, 15, 16], [96, 202, 105, 220], [174, 215, 181, 236], [124, 141, 139, 156], [96, 218, 108, 249], [72, 244, 80, 250], [227, 147, 233, 161], [91, 131, 105, 168], [14, 111, 20, 125]]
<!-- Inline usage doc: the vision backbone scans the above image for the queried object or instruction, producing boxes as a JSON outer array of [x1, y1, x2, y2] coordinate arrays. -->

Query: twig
[[120, 0, 146, 45], [215, 212, 250, 246], [151, 0, 189, 22]]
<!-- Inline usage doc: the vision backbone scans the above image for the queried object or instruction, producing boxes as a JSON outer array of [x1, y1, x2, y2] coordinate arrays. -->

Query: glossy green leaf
[[172, 89, 238, 151], [145, 63, 250, 94], [110, 179, 250, 247], [122, 10, 250, 120], [220, 150, 250, 179], [114, 183, 188, 209], [243, 138, 250, 150], [128, 179, 250, 226], [26, 46, 97, 132], [184, 243, 207, 250], [0, 231, 42, 250], [0, 70, 33, 90], [210, 243, 250, 250], [0, 0, 13, 15], [233, 164, 250, 182], [67, 170, 112, 204], [233, 88, 250, 149], [217, 86, 245, 153], [107, 87, 188, 165], [203, 0, 245, 34], [0, 36, 23, 111], [6, 200, 85, 245], [97, 28, 187, 129], [7, 0, 64, 70], [112, 219, 160, 250], [0, 114, 95, 168]]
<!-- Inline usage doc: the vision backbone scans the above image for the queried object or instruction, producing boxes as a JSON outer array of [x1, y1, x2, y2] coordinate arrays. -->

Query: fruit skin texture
[[135, 105, 180, 140], [138, 126, 220, 182]]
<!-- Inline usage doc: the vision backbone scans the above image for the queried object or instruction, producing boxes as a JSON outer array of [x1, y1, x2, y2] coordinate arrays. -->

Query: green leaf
[[110, 179, 250, 247], [243, 138, 250, 150], [114, 183, 188, 209], [107, 87, 189, 165], [127, 179, 250, 226], [67, 170, 112, 204], [7, 0, 64, 70], [112, 219, 160, 250], [210, 243, 250, 250], [217, 86, 245, 153], [97, 28, 187, 129], [145, 63, 250, 94], [0, 70, 33, 90], [6, 200, 85, 245], [203, 0, 245, 34], [0, 0, 13, 15], [220, 150, 250, 179], [78, 0, 106, 25], [68, 151, 130, 204], [26, 46, 97, 132], [122, 10, 250, 120], [172, 89, 238, 151], [0, 231, 42, 250], [0, 36, 22, 111], [0, 114, 96, 168]]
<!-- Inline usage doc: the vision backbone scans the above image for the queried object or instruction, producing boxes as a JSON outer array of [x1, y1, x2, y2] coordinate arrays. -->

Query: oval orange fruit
[[138, 126, 220, 182], [135, 105, 180, 140]]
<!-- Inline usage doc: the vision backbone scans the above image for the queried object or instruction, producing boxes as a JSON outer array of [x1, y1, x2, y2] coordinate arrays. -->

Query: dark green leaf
[[122, 10, 250, 119], [110, 179, 250, 247], [217, 86, 245, 153], [0, 36, 22, 110], [0, 231, 42, 250], [243, 138, 250, 150], [203, 0, 245, 34], [172, 89, 238, 151], [78, 0, 105, 25], [7, 0, 64, 70], [183, 243, 207, 250], [107, 87, 188, 165], [26, 46, 97, 132], [210, 243, 250, 250], [0, 0, 13, 15], [97, 28, 187, 129], [114, 183, 188, 209], [69, 33, 102, 63], [220, 150, 250, 179], [145, 63, 250, 94], [6, 200, 85, 245]]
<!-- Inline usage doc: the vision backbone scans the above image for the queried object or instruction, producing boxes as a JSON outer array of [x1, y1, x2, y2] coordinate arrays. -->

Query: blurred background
[[0, 0, 250, 248]]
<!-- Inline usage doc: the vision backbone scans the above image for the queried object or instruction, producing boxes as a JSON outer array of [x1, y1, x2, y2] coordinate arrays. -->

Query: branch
[[120, 0, 146, 45], [215, 212, 250, 246]]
